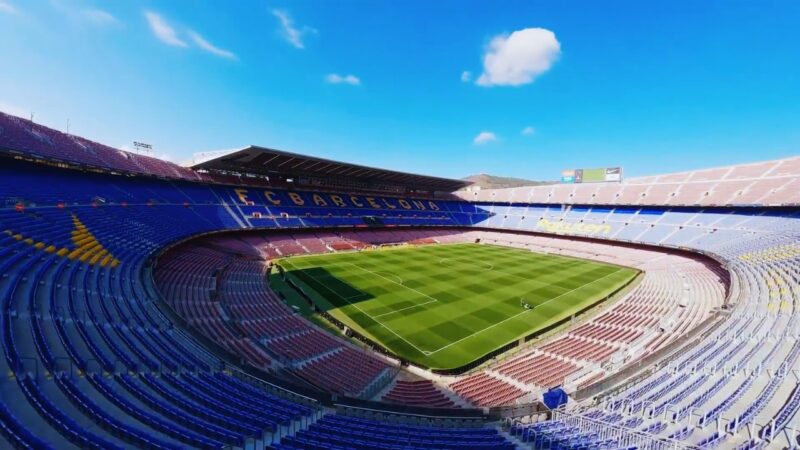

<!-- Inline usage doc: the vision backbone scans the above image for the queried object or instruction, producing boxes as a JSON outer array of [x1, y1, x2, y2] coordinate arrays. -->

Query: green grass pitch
[[275, 243, 638, 370]]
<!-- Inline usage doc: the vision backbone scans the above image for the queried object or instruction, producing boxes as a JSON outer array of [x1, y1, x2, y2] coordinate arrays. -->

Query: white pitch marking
[[372, 299, 439, 319], [534, 268, 626, 309], [425, 309, 533, 356], [425, 267, 627, 355], [342, 262, 441, 305], [281, 259, 431, 355], [437, 252, 587, 293], [283, 252, 630, 358]]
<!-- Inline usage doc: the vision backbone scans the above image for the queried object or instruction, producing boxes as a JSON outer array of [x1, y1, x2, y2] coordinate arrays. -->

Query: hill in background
[[461, 173, 555, 190]]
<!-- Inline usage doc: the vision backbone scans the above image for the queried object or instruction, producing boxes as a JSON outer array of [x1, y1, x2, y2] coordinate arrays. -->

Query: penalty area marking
[[342, 262, 440, 306], [281, 259, 433, 356], [372, 298, 438, 319]]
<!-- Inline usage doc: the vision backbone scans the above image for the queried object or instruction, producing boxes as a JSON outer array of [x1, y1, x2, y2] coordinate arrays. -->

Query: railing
[[550, 407, 698, 450], [574, 254, 740, 402], [573, 308, 728, 402]]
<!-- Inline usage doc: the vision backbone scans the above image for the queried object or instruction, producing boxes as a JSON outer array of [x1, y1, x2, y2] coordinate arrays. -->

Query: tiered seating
[[512, 229, 800, 448], [496, 353, 580, 388], [0, 111, 205, 181], [0, 201, 317, 448], [541, 336, 620, 362], [316, 231, 365, 251], [2, 111, 800, 448], [295, 347, 390, 396], [154, 247, 273, 368], [455, 156, 800, 206], [266, 236, 309, 257], [382, 380, 456, 408], [276, 415, 515, 450], [270, 330, 342, 362], [449, 373, 526, 407], [576, 325, 643, 344], [156, 237, 393, 396], [444, 230, 726, 401], [291, 234, 328, 253]]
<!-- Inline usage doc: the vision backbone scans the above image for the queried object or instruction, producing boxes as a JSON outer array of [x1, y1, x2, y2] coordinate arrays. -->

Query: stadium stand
[[156, 237, 396, 398], [456, 156, 800, 206], [0, 112, 206, 181], [274, 415, 515, 450], [381, 379, 458, 408], [0, 113, 511, 448], [1, 110, 799, 448], [470, 208, 800, 447]]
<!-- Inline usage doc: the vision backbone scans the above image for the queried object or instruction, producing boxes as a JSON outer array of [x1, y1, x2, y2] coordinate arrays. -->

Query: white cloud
[[49, 1, 117, 26], [325, 73, 361, 86], [144, 11, 187, 47], [461, 71, 472, 82], [188, 31, 236, 60], [143, 11, 238, 59], [473, 131, 497, 145], [0, 1, 19, 15], [272, 9, 315, 49], [476, 28, 561, 87], [80, 8, 117, 26], [522, 126, 536, 136]]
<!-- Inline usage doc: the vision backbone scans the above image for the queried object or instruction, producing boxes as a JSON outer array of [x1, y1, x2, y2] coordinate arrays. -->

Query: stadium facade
[[0, 110, 799, 449]]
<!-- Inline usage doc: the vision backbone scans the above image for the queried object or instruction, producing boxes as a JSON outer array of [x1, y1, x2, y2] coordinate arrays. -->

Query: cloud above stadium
[[0, 1, 19, 15], [522, 126, 536, 136], [50, 1, 118, 26], [461, 71, 472, 83], [325, 74, 361, 86], [188, 31, 237, 60], [145, 11, 187, 47], [473, 131, 497, 145], [476, 28, 561, 87], [78, 9, 118, 26], [144, 11, 236, 60], [272, 9, 316, 49]]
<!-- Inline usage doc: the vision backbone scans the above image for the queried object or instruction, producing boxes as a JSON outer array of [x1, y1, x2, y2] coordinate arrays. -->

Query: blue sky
[[0, 0, 798, 180]]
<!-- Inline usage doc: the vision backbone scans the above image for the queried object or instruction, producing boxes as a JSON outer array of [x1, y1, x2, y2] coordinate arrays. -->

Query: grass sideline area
[[274, 243, 639, 371]]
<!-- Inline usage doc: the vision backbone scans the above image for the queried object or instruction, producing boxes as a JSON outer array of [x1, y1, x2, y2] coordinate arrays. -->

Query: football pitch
[[276, 243, 638, 370]]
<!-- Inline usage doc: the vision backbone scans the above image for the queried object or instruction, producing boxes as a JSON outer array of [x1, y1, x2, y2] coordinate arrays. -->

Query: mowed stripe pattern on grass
[[279, 243, 638, 370]]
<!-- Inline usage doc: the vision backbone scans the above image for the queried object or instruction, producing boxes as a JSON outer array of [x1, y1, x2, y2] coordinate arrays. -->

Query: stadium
[[0, 110, 798, 450], [2, 3, 800, 449]]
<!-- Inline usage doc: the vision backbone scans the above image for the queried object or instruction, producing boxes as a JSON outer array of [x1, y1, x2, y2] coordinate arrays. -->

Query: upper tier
[[0, 112, 465, 196], [457, 156, 800, 207], [0, 112, 206, 181], [3, 110, 799, 206]]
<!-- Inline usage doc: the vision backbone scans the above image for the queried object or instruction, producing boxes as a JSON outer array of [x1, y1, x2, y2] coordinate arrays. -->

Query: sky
[[0, 0, 798, 181]]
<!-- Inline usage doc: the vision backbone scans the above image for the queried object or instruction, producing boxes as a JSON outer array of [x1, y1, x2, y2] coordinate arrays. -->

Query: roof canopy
[[191, 146, 471, 193]]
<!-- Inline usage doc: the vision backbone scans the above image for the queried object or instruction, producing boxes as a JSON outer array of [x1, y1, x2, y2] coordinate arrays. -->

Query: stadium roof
[[190, 146, 471, 192]]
